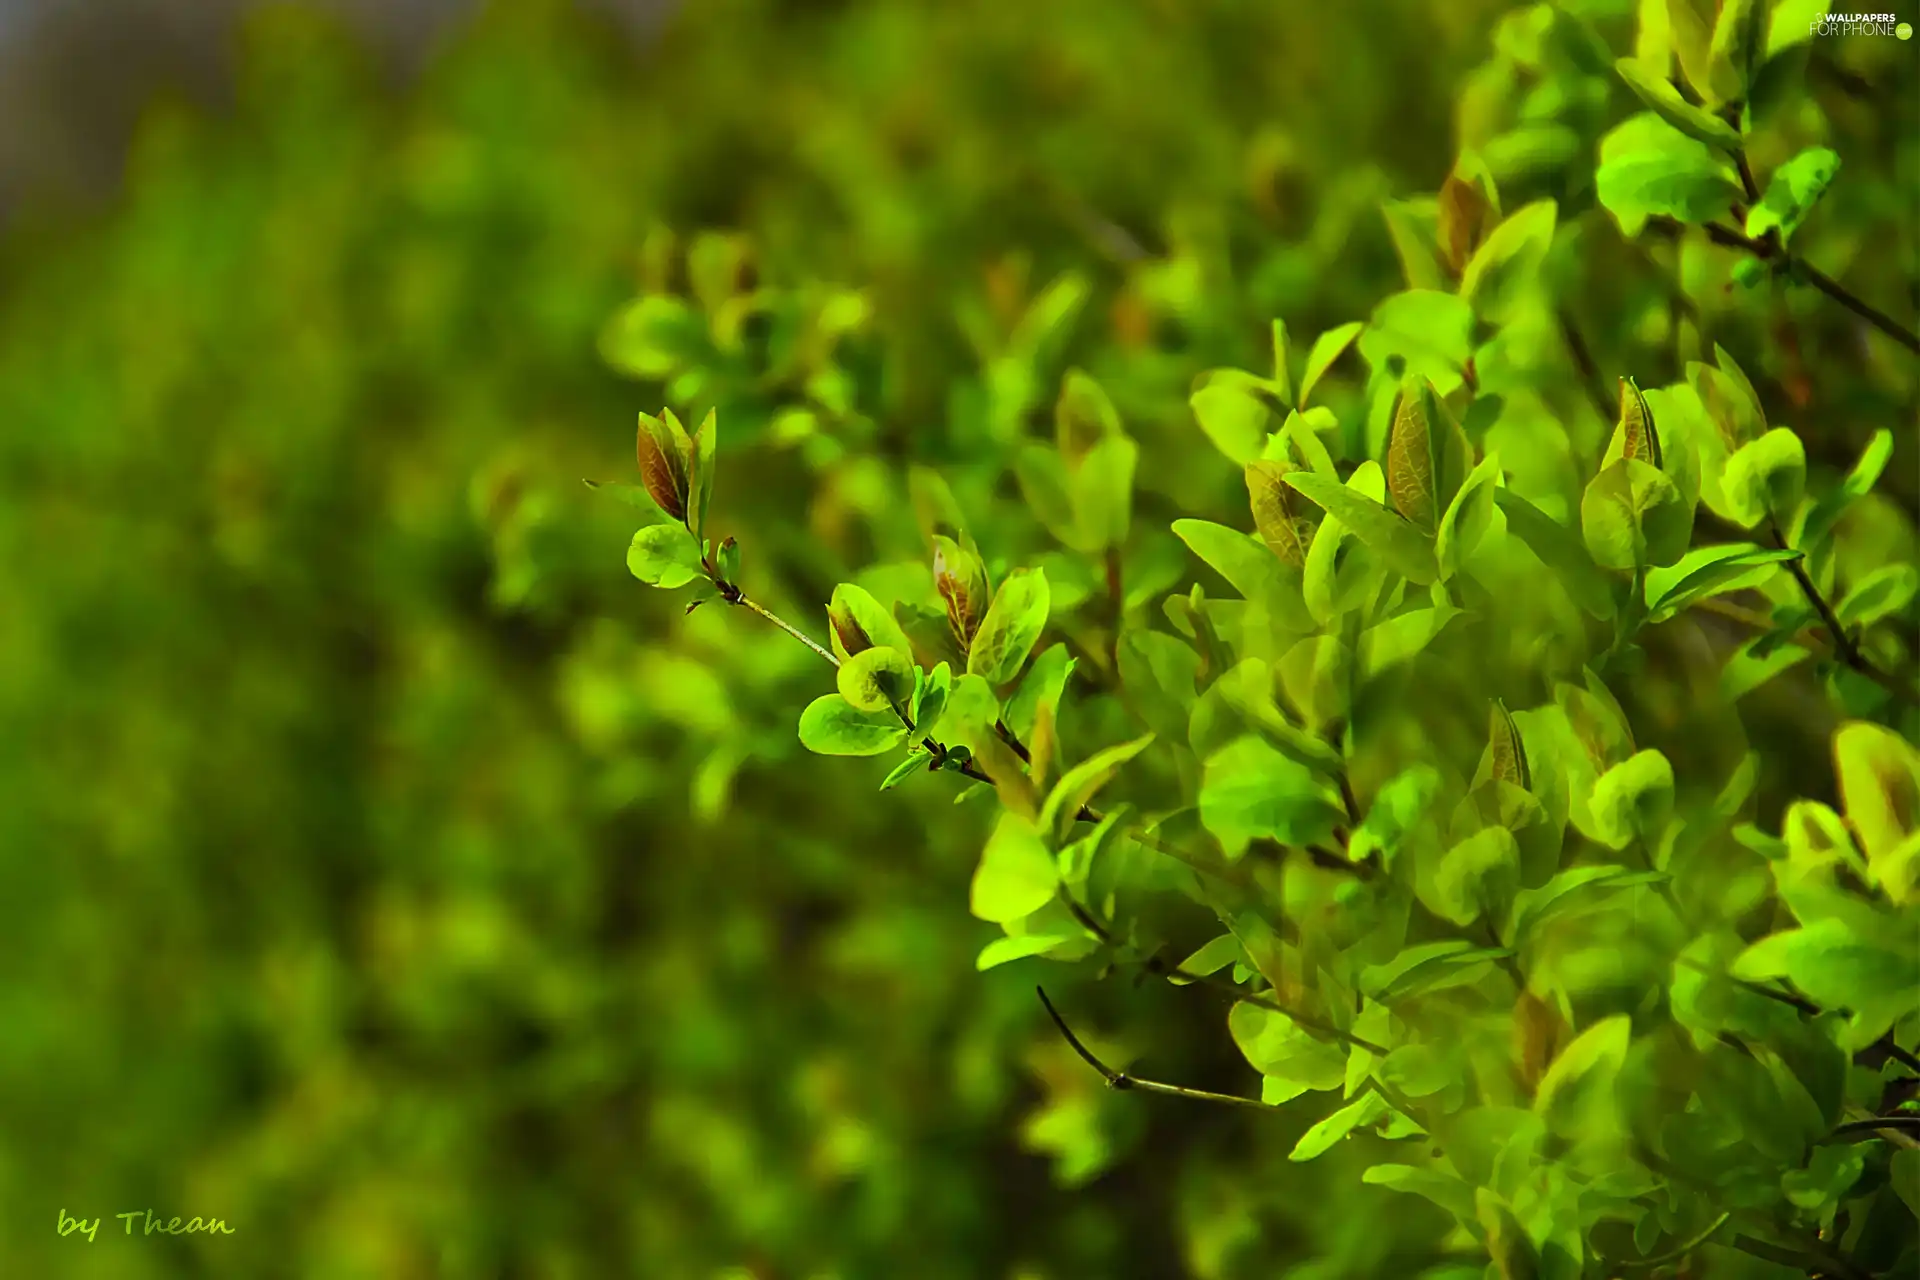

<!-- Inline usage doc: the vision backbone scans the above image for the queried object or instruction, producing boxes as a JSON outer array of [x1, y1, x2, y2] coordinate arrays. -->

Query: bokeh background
[[0, 1, 1912, 1277]]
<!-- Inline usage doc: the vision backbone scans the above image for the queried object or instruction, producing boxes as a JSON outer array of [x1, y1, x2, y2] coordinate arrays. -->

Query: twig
[[1035, 987, 1277, 1112], [1767, 519, 1920, 708], [730, 591, 842, 667], [1597, 1212, 1732, 1271], [1672, 955, 1920, 1076], [1823, 1115, 1920, 1143], [1703, 221, 1920, 356]]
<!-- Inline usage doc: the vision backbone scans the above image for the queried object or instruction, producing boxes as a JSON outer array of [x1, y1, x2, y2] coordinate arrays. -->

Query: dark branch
[[1034, 987, 1277, 1112]]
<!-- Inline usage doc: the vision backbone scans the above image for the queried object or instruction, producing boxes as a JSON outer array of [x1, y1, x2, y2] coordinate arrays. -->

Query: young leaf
[[1494, 489, 1616, 619], [636, 409, 693, 522], [1172, 519, 1287, 599], [1429, 826, 1521, 926], [879, 751, 930, 792], [690, 407, 717, 538], [1435, 452, 1501, 579], [1721, 428, 1806, 528], [798, 694, 909, 757], [1833, 722, 1920, 869], [1055, 369, 1122, 465], [1290, 1093, 1391, 1162], [1488, 700, 1531, 791], [1038, 733, 1156, 845], [1229, 1001, 1346, 1102], [1246, 461, 1316, 569], [1381, 198, 1449, 292], [627, 522, 706, 588], [1358, 291, 1476, 395], [1588, 749, 1675, 849], [967, 568, 1050, 685], [1074, 435, 1137, 550], [1200, 735, 1344, 858], [1015, 444, 1085, 550], [934, 535, 993, 651], [1835, 563, 1918, 629], [837, 645, 915, 713], [1799, 428, 1891, 551], [1595, 114, 1741, 236], [1580, 458, 1690, 570], [1282, 471, 1439, 585], [1458, 200, 1556, 325], [1269, 318, 1294, 407], [1747, 147, 1840, 245], [1645, 544, 1800, 622], [1438, 167, 1497, 276], [969, 812, 1060, 923], [828, 583, 914, 661], [1298, 322, 1364, 408], [1613, 58, 1741, 151], [1004, 644, 1075, 744], [1614, 377, 1662, 470], [1192, 383, 1270, 467], [1533, 1016, 1630, 1134], [1706, 0, 1767, 105]]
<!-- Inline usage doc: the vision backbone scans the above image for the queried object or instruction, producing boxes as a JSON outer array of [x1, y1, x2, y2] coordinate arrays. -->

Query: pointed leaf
[[1283, 472, 1439, 585], [967, 568, 1050, 685]]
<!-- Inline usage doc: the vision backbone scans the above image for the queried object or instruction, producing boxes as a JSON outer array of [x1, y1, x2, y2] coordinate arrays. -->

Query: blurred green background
[[0, 1, 1911, 1277]]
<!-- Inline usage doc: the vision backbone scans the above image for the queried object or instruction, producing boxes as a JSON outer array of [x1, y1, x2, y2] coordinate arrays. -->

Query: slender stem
[[1824, 1115, 1920, 1142], [730, 591, 841, 667], [1731, 1233, 1876, 1280], [1672, 955, 1920, 1076], [1599, 1211, 1732, 1271], [1035, 987, 1277, 1112], [1703, 221, 1920, 355], [1557, 308, 1615, 426], [1767, 519, 1920, 708]]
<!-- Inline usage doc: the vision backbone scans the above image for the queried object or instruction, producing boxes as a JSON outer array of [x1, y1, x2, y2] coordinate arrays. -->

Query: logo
[[1812, 12, 1906, 36]]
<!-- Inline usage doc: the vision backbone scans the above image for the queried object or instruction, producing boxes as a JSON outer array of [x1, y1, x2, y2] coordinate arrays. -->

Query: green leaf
[[1495, 489, 1615, 619], [1299, 322, 1365, 407], [967, 568, 1050, 685], [969, 812, 1060, 923], [1283, 471, 1439, 585], [634, 408, 694, 523], [1358, 291, 1476, 396], [1580, 458, 1691, 571], [1229, 1001, 1346, 1104], [1361, 941, 1506, 1002], [1429, 826, 1521, 926], [1004, 644, 1075, 744], [1488, 700, 1530, 790], [976, 931, 1085, 971], [1073, 435, 1137, 549], [1722, 428, 1806, 528], [1118, 631, 1200, 743], [1351, 765, 1443, 867], [1386, 379, 1470, 533], [1172, 519, 1285, 599], [797, 694, 909, 757], [1200, 735, 1344, 858], [837, 645, 915, 713], [828, 583, 915, 661], [1613, 58, 1742, 150], [1747, 147, 1840, 245], [1436, 452, 1502, 578], [879, 751, 930, 792], [1506, 866, 1665, 949], [1533, 1015, 1630, 1134], [1732, 918, 1920, 1049], [1833, 721, 1920, 900], [1213, 660, 1346, 776], [1588, 749, 1675, 849], [1362, 1164, 1478, 1225], [689, 408, 717, 539], [1015, 444, 1084, 549], [1191, 383, 1271, 468], [627, 522, 706, 588], [1800, 429, 1892, 550], [1038, 733, 1155, 846], [1706, 0, 1767, 105], [910, 661, 953, 737], [1595, 113, 1741, 236], [1646, 544, 1801, 622], [1269, 318, 1294, 406], [1359, 604, 1463, 678], [1459, 200, 1557, 324], [1378, 1043, 1455, 1097], [1246, 461, 1317, 569], [1381, 198, 1449, 292], [1290, 1092, 1391, 1161], [1171, 933, 1247, 983], [601, 294, 706, 380], [1055, 368, 1123, 465]]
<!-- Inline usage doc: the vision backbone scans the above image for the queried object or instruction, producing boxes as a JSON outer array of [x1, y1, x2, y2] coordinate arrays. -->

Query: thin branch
[[728, 590, 841, 667], [1672, 955, 1920, 1076], [1598, 1212, 1732, 1271], [1767, 519, 1920, 708], [1731, 1233, 1876, 1280], [1703, 221, 1920, 356], [1557, 309, 1616, 426], [1035, 987, 1276, 1112], [1823, 1115, 1920, 1143]]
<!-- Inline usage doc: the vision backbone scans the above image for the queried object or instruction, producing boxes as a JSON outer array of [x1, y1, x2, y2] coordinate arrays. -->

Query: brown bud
[[933, 535, 990, 651], [636, 412, 690, 522]]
